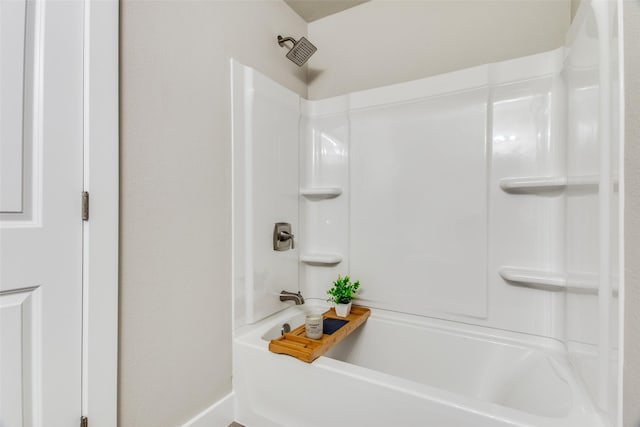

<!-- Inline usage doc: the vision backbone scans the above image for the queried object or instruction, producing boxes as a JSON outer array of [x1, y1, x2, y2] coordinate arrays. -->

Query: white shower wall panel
[[234, 46, 611, 341], [300, 50, 567, 335], [233, 52, 567, 335], [232, 61, 300, 326], [489, 77, 565, 335], [349, 88, 489, 318], [299, 107, 350, 301], [563, 0, 622, 418], [564, 19, 601, 346]]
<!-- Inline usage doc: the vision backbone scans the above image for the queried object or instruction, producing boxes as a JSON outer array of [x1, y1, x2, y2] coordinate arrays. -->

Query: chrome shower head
[[277, 35, 317, 66]]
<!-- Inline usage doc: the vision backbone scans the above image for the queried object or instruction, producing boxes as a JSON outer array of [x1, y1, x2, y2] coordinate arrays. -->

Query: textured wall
[[307, 0, 571, 99], [624, 2, 640, 426], [119, 1, 306, 425]]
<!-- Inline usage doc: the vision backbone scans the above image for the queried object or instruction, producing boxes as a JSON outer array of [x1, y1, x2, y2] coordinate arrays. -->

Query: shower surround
[[231, 2, 622, 425]]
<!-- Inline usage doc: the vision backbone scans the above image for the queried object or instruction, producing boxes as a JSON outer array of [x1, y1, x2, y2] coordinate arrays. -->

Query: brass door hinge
[[82, 191, 89, 221], [80, 416, 88, 427]]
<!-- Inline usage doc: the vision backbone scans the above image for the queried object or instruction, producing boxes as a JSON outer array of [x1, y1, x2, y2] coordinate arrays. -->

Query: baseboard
[[181, 392, 236, 427]]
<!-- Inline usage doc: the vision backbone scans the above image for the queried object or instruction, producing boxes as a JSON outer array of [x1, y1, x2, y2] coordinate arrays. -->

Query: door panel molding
[[0, 287, 41, 426], [0, 0, 43, 224]]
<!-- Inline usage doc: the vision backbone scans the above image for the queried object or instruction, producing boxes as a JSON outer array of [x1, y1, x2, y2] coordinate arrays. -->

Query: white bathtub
[[233, 303, 605, 427]]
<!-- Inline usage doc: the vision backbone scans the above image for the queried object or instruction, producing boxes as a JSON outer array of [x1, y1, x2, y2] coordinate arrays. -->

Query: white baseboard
[[181, 392, 236, 427]]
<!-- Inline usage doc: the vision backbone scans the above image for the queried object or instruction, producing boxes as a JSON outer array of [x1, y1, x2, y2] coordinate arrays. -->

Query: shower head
[[277, 35, 317, 66]]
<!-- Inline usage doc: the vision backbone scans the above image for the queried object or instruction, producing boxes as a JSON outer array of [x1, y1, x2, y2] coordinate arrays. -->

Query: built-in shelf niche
[[300, 253, 343, 266], [499, 175, 603, 194], [300, 187, 343, 199]]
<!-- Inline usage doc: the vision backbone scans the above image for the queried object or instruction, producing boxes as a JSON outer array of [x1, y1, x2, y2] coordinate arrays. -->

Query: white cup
[[305, 314, 323, 339]]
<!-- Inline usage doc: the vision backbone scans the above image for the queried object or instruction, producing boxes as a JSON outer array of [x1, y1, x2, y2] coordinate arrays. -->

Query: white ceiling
[[284, 0, 369, 22]]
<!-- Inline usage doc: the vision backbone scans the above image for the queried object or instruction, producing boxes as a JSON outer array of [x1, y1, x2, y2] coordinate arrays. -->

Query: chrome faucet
[[279, 290, 304, 305]]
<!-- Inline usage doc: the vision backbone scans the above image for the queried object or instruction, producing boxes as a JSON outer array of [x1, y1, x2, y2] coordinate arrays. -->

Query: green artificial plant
[[327, 275, 360, 304]]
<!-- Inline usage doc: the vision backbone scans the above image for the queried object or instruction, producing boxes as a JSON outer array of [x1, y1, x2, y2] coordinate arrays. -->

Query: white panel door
[[0, 0, 84, 426]]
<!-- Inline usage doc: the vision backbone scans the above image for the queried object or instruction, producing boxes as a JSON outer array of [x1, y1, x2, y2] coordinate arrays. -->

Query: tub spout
[[280, 290, 304, 305]]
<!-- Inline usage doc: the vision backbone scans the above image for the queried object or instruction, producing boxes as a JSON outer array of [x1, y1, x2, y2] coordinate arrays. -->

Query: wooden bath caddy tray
[[268, 306, 371, 363]]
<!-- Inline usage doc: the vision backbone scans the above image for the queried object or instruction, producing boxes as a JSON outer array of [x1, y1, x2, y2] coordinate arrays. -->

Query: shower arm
[[277, 35, 297, 48]]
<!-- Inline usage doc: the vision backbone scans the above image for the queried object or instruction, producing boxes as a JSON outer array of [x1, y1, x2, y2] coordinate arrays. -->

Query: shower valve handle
[[277, 231, 295, 249]]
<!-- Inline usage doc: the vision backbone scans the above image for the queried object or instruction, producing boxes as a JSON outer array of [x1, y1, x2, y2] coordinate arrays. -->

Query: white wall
[[623, 1, 640, 425], [119, 1, 306, 426], [307, 0, 571, 99]]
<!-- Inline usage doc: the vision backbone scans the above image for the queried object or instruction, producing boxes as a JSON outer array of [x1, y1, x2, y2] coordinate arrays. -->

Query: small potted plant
[[327, 275, 360, 317]]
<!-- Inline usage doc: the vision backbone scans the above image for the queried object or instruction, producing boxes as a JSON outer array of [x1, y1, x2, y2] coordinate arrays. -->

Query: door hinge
[[82, 191, 89, 221], [80, 416, 88, 427]]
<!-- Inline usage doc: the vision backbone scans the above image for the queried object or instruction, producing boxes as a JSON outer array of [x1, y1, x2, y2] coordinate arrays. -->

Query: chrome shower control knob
[[273, 222, 295, 251]]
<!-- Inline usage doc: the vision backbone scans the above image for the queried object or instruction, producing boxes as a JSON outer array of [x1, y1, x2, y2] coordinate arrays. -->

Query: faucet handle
[[277, 231, 295, 249], [273, 222, 295, 251]]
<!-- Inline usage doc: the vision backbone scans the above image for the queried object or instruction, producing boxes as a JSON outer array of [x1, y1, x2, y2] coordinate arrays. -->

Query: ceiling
[[284, 0, 369, 22]]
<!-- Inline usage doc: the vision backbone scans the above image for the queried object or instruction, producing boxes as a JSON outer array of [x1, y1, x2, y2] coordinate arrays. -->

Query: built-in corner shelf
[[499, 175, 604, 194], [300, 253, 343, 266], [300, 187, 343, 199], [499, 176, 567, 193], [499, 267, 599, 293], [499, 267, 566, 290], [500, 176, 567, 193]]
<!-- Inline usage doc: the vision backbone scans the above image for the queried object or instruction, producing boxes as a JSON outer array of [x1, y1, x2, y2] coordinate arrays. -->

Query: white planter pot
[[334, 302, 352, 317]]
